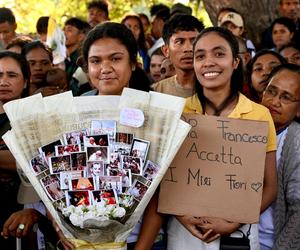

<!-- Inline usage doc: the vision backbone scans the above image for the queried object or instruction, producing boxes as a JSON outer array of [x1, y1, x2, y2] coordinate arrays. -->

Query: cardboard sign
[[158, 114, 269, 223]]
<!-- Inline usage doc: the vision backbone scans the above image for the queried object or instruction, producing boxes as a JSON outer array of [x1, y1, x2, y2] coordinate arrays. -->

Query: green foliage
[[1, 0, 211, 34]]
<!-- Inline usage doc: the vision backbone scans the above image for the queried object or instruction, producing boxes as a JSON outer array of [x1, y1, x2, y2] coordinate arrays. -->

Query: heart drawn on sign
[[251, 182, 262, 192]]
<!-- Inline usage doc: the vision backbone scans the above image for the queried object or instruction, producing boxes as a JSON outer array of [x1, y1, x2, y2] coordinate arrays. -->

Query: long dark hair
[[193, 27, 243, 115]]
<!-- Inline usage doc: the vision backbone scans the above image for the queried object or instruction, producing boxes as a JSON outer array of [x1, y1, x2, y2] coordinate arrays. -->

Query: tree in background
[[203, 0, 279, 46]]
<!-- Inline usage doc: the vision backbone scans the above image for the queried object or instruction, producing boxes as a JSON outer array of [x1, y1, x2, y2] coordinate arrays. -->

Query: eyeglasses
[[264, 85, 300, 105]]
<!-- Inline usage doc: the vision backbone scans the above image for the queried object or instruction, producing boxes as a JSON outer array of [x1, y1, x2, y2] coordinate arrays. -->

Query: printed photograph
[[59, 171, 83, 190], [86, 146, 109, 163], [40, 174, 65, 201], [66, 190, 91, 206], [39, 139, 63, 163], [70, 152, 87, 171], [69, 177, 95, 191], [130, 138, 150, 160], [91, 189, 117, 205], [49, 155, 71, 174], [84, 134, 109, 147], [122, 156, 142, 175], [86, 161, 105, 177], [90, 120, 116, 139], [55, 144, 80, 156], [107, 168, 132, 188], [95, 176, 122, 192], [30, 154, 48, 176], [114, 133, 134, 155], [63, 129, 88, 145], [143, 160, 160, 182], [127, 179, 149, 201], [107, 153, 121, 168]]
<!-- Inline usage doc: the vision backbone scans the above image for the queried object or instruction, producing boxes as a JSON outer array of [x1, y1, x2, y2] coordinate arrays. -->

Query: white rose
[[111, 207, 126, 218], [69, 213, 84, 228]]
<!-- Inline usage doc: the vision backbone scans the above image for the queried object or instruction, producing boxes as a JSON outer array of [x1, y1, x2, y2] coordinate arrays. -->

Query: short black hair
[[0, 7, 16, 24], [6, 36, 33, 51], [65, 18, 91, 34], [150, 4, 169, 17], [87, 1, 109, 18], [36, 16, 49, 35], [22, 41, 53, 63], [151, 48, 164, 58], [154, 8, 170, 23], [279, 42, 300, 53], [162, 14, 204, 44]]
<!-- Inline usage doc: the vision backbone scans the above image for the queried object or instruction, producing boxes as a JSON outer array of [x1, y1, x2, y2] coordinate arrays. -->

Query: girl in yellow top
[[135, 27, 277, 250]]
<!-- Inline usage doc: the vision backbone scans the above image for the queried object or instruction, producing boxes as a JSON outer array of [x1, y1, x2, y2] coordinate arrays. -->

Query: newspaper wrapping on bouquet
[[3, 88, 191, 249]]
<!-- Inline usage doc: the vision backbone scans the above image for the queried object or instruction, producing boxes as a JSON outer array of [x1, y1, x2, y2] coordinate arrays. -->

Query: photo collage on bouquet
[[29, 120, 160, 211]]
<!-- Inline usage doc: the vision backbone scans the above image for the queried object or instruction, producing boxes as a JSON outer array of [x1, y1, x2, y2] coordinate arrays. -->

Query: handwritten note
[[120, 107, 145, 128], [158, 114, 269, 223]]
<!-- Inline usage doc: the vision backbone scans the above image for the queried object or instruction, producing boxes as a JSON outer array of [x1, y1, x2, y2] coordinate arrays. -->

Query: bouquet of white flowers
[[3, 88, 190, 249]]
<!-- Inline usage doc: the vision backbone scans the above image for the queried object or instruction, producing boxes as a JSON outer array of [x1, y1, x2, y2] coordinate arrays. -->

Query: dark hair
[[247, 49, 287, 101], [82, 22, 137, 65], [271, 17, 296, 35], [138, 13, 150, 26], [279, 0, 300, 5], [6, 36, 33, 51], [87, 1, 109, 18], [0, 7, 16, 24], [82, 22, 151, 92], [162, 14, 204, 44], [154, 8, 170, 23], [267, 63, 300, 84], [36, 16, 49, 35], [151, 47, 164, 58], [150, 4, 169, 17], [22, 41, 53, 63], [193, 27, 244, 115], [121, 15, 147, 52], [278, 42, 300, 53], [65, 18, 91, 34], [0, 51, 30, 97]]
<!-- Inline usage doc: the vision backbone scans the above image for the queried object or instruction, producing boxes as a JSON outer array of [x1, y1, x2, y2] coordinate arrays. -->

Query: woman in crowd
[[2, 22, 151, 250], [0, 51, 30, 249], [135, 27, 277, 250], [121, 14, 150, 72], [271, 17, 296, 52], [279, 42, 300, 65], [22, 41, 53, 96], [260, 64, 300, 249], [246, 50, 286, 103]]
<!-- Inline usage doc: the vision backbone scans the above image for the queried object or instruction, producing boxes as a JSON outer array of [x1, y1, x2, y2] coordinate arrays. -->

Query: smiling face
[[0, 57, 25, 104], [262, 69, 300, 131], [87, 38, 133, 95], [150, 54, 165, 82], [193, 32, 239, 93], [251, 54, 282, 94]]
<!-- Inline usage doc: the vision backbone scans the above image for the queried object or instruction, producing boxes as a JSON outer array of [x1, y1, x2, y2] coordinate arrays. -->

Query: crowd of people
[[0, 0, 300, 249]]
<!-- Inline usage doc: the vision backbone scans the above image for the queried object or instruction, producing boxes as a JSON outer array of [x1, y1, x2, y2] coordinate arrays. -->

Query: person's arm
[[134, 190, 165, 250], [260, 151, 277, 212], [0, 150, 16, 171]]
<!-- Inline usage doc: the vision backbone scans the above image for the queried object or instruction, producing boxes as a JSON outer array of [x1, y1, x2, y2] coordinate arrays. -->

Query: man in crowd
[[152, 14, 204, 98], [0, 7, 17, 51], [87, 0, 109, 27]]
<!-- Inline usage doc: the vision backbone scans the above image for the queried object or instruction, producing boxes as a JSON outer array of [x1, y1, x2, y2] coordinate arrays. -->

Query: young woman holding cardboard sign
[[135, 27, 277, 250]]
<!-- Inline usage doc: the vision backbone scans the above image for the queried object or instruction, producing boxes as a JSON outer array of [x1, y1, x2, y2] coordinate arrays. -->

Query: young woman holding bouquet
[[135, 27, 277, 250]]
